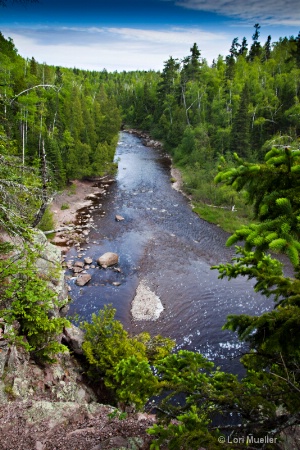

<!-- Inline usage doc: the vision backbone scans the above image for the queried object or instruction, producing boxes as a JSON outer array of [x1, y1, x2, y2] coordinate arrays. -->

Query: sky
[[1, 0, 300, 72]]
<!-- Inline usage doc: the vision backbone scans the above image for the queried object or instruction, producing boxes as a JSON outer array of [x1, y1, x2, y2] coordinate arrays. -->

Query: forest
[[0, 26, 300, 448]]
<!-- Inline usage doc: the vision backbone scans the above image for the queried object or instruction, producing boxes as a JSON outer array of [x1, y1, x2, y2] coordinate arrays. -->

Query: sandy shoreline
[[48, 178, 112, 253], [50, 179, 106, 229]]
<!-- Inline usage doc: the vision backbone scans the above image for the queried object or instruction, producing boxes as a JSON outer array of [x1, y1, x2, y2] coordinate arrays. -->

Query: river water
[[67, 131, 272, 373]]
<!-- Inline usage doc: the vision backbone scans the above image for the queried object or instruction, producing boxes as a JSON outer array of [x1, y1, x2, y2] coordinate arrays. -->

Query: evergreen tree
[[262, 35, 272, 61], [229, 82, 251, 157], [181, 43, 202, 83], [248, 23, 262, 61], [239, 37, 248, 56]]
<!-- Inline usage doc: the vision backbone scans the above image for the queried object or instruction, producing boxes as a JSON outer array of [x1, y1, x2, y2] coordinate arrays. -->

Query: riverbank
[[48, 178, 113, 253]]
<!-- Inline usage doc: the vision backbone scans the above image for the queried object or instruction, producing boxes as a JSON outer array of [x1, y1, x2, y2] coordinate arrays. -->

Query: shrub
[[37, 206, 55, 232], [82, 306, 175, 409], [1, 244, 69, 362]]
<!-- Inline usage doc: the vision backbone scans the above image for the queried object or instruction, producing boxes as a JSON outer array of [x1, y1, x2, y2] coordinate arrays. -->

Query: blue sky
[[1, 0, 300, 71]]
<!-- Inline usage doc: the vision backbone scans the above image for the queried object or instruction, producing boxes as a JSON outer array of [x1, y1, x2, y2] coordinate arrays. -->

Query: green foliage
[[209, 136, 300, 446], [60, 203, 69, 210], [37, 206, 55, 232], [133, 332, 175, 363], [82, 305, 147, 380], [0, 132, 44, 236], [82, 306, 174, 409], [0, 244, 69, 362], [148, 349, 297, 449], [110, 356, 160, 411], [215, 143, 300, 266]]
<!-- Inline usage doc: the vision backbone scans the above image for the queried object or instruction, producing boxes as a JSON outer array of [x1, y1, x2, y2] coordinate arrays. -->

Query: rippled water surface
[[67, 131, 272, 373]]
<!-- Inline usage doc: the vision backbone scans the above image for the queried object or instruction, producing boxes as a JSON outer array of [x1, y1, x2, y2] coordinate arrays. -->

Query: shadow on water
[[66, 131, 272, 374]]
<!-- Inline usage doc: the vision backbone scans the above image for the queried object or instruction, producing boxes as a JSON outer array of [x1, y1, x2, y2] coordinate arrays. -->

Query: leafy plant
[[82, 306, 174, 409], [1, 244, 69, 362]]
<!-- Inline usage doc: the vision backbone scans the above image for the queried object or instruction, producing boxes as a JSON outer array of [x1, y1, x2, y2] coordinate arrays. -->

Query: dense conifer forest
[[1, 28, 300, 448]]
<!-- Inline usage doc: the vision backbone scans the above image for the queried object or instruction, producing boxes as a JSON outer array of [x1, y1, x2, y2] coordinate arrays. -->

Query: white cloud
[[2, 26, 231, 71], [174, 0, 300, 26]]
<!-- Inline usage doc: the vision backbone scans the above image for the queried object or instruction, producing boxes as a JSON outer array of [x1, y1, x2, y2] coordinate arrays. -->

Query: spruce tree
[[229, 82, 251, 158]]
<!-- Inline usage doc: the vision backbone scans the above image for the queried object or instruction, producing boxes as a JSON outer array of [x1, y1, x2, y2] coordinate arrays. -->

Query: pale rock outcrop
[[131, 281, 164, 321], [63, 324, 85, 355]]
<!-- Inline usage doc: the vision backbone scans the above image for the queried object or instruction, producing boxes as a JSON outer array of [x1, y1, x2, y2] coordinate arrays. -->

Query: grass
[[37, 206, 55, 235], [67, 183, 77, 195], [192, 202, 251, 234]]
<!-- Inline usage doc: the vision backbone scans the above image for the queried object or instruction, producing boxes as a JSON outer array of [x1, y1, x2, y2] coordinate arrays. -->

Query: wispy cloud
[[174, 0, 300, 26], [2, 25, 231, 71]]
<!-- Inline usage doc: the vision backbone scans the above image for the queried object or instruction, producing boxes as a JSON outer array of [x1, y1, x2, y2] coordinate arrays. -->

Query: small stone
[[115, 215, 125, 221], [76, 274, 92, 286], [74, 261, 84, 268], [112, 282, 121, 286], [73, 266, 83, 274], [84, 257, 93, 265]]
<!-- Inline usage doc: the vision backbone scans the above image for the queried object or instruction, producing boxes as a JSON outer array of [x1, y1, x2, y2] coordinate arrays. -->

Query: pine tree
[[229, 82, 251, 157], [248, 24, 262, 61]]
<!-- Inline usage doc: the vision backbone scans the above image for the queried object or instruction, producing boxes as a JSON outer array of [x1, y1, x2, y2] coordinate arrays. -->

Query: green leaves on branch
[[212, 140, 300, 439], [110, 357, 160, 411], [82, 306, 175, 410], [0, 244, 69, 362], [215, 145, 300, 267]]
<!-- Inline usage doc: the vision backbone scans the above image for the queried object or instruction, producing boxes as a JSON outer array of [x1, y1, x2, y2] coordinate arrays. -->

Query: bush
[[82, 306, 174, 409], [1, 244, 69, 362], [37, 206, 55, 233]]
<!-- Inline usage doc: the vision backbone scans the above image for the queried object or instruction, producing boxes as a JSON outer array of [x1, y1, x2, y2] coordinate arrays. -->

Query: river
[[67, 131, 272, 373]]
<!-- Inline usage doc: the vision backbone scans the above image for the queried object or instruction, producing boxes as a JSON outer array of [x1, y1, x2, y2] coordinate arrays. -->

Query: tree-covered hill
[[0, 32, 121, 190]]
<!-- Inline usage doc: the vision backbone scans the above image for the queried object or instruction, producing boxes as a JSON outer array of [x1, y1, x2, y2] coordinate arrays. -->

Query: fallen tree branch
[[43, 226, 74, 235]]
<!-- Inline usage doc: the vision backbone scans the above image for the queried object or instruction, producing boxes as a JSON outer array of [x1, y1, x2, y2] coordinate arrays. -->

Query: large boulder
[[97, 252, 119, 268], [63, 324, 85, 355]]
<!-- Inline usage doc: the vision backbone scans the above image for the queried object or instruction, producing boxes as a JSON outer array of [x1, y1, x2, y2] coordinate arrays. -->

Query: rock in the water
[[63, 324, 85, 355], [76, 274, 91, 286], [131, 281, 164, 321], [97, 252, 119, 267], [115, 215, 124, 221], [112, 281, 121, 286], [74, 261, 84, 268], [84, 257, 93, 265], [73, 266, 83, 274]]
